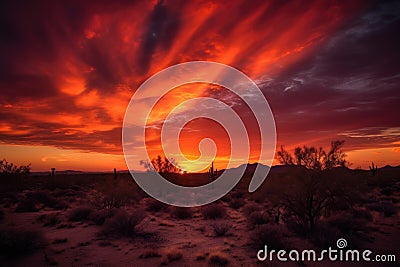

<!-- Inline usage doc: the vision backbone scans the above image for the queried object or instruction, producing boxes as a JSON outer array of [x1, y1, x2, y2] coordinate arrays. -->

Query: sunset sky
[[0, 0, 399, 172]]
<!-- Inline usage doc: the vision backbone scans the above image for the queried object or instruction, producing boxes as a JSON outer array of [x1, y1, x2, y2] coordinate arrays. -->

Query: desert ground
[[0, 165, 399, 266]]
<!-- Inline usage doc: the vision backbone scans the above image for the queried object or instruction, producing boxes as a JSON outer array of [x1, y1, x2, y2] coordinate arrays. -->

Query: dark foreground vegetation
[[0, 152, 399, 266]]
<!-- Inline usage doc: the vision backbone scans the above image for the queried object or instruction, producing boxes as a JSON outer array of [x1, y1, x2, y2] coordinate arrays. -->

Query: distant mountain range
[[30, 164, 400, 175]]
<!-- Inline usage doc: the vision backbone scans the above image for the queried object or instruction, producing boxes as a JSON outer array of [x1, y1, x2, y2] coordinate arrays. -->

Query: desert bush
[[231, 191, 244, 199], [37, 213, 61, 226], [0, 192, 19, 207], [68, 207, 93, 222], [351, 208, 373, 222], [0, 160, 30, 188], [52, 188, 81, 198], [101, 209, 145, 238], [27, 190, 69, 210], [251, 225, 290, 250], [220, 194, 231, 203], [92, 179, 137, 215], [88, 209, 115, 225], [52, 238, 68, 244], [161, 249, 183, 265], [139, 250, 162, 258], [229, 198, 245, 209], [201, 204, 226, 219], [312, 218, 369, 250], [285, 216, 309, 237], [146, 198, 169, 212], [366, 203, 383, 212], [15, 197, 38, 212], [311, 223, 341, 249], [366, 202, 397, 217], [27, 190, 54, 205], [171, 207, 192, 219], [0, 227, 45, 258], [381, 202, 397, 217], [211, 222, 230, 237], [380, 186, 396, 196], [248, 211, 270, 228], [327, 215, 366, 235], [209, 252, 230, 266], [242, 203, 261, 216]]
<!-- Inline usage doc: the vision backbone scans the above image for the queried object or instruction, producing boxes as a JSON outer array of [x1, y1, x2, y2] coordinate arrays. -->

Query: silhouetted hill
[[225, 162, 270, 173], [381, 165, 400, 170]]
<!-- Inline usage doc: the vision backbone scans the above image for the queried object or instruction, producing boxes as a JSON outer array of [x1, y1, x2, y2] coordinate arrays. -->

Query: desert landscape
[[1, 159, 399, 266], [1, 0, 399, 266]]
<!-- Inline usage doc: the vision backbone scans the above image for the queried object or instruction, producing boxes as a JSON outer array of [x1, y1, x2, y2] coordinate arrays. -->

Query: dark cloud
[[261, 1, 400, 148], [137, 0, 182, 74]]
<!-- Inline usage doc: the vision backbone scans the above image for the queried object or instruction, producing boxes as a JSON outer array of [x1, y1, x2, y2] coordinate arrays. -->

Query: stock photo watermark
[[257, 238, 396, 263], [122, 61, 276, 207]]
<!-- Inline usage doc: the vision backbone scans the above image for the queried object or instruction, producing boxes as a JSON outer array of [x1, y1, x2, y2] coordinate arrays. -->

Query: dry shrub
[[68, 206, 93, 222], [37, 213, 61, 226], [248, 211, 270, 228], [92, 179, 137, 213], [351, 208, 373, 222], [161, 249, 183, 265], [0, 227, 46, 258], [251, 224, 290, 250], [209, 252, 230, 266], [315, 211, 373, 249], [52, 188, 80, 198], [381, 202, 397, 217], [27, 190, 68, 210], [229, 198, 245, 209], [231, 191, 244, 199], [15, 197, 38, 212], [242, 203, 261, 216], [311, 223, 341, 249], [171, 207, 192, 219], [327, 214, 367, 235], [139, 250, 162, 258], [220, 194, 231, 203], [101, 209, 145, 238], [146, 198, 169, 212], [211, 222, 230, 237], [52, 238, 68, 244], [88, 209, 115, 225], [201, 204, 226, 219]]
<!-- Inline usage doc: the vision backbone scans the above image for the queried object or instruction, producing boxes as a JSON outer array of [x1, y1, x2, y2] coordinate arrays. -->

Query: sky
[[0, 0, 399, 172]]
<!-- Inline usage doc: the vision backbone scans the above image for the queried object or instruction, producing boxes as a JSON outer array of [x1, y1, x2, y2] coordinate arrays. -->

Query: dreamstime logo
[[257, 238, 396, 263], [336, 238, 347, 249], [122, 61, 276, 207]]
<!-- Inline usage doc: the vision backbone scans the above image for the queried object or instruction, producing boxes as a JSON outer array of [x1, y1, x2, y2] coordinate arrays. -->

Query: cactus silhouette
[[114, 168, 117, 180], [208, 161, 218, 181], [369, 162, 378, 176], [51, 168, 55, 177]]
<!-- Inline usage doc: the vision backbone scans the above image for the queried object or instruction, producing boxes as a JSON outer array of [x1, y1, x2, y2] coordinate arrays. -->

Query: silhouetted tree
[[0, 159, 30, 177], [276, 141, 350, 232], [277, 140, 347, 171], [276, 145, 294, 166], [0, 159, 31, 189], [140, 155, 180, 173]]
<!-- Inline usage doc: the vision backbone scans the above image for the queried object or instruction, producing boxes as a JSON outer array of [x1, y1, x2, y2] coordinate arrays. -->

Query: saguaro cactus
[[113, 168, 117, 180], [208, 161, 218, 181], [369, 162, 378, 176], [51, 168, 55, 177]]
